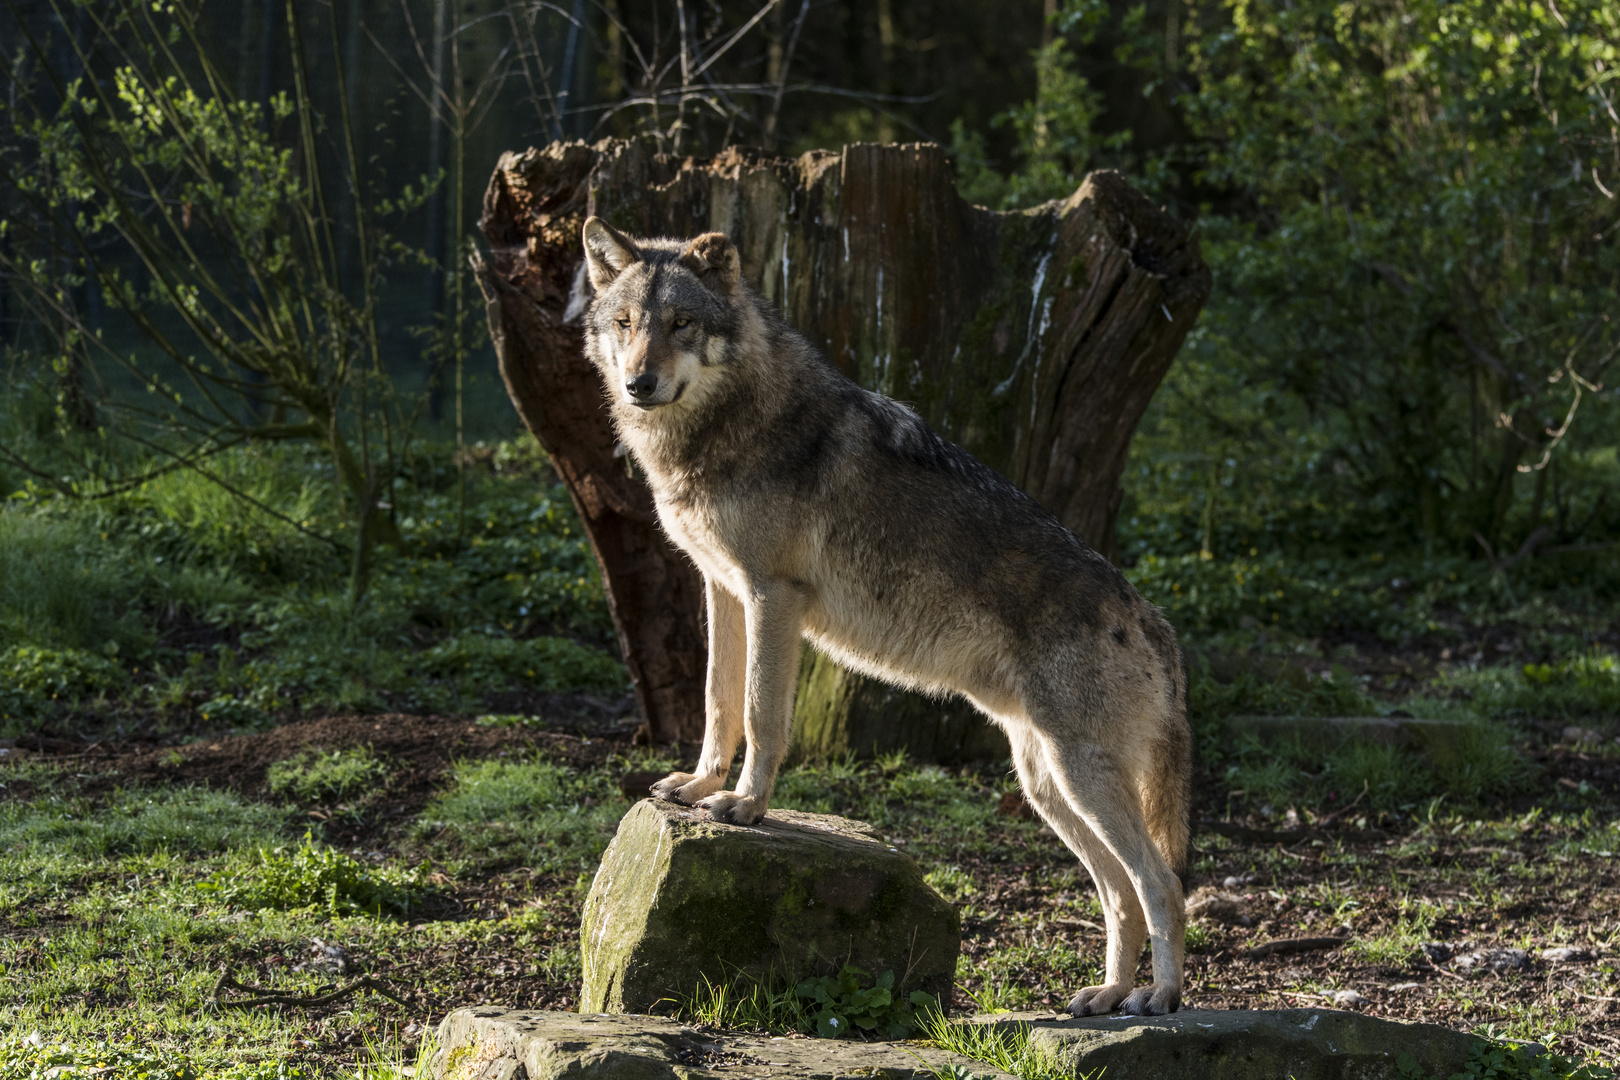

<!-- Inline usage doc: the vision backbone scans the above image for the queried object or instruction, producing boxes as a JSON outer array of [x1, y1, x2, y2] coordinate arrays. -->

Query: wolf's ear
[[679, 232, 741, 294], [582, 216, 641, 290]]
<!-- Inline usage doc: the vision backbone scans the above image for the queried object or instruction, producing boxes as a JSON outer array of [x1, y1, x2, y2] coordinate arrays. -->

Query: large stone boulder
[[972, 1008, 1482, 1079], [432, 1008, 1013, 1080], [580, 800, 959, 1013]]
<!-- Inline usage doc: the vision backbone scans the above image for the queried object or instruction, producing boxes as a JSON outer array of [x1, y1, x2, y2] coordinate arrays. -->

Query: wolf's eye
[[615, 317, 631, 329], [672, 317, 691, 330]]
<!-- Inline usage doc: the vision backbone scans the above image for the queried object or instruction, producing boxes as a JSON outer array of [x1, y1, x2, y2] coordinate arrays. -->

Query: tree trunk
[[475, 140, 1210, 754]]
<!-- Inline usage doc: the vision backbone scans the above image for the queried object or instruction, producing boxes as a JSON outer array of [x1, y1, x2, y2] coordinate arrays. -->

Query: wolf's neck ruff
[[578, 215, 1192, 1019]]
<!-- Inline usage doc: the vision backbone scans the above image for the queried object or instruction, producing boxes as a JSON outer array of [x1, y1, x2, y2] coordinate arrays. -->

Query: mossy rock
[[580, 799, 959, 1014], [973, 1008, 1482, 1080]]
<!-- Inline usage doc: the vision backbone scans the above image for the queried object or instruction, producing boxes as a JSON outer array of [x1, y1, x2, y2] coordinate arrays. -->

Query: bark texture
[[476, 139, 1210, 752]]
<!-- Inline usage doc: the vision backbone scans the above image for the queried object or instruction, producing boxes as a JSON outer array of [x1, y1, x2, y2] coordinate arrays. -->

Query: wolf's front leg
[[652, 578, 746, 805], [696, 580, 805, 825]]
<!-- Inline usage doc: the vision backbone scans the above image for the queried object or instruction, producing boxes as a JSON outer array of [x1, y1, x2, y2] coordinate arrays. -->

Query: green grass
[[266, 747, 392, 804], [1212, 714, 1534, 822], [410, 758, 624, 874], [920, 1013, 1076, 1080], [197, 833, 428, 918], [0, 440, 623, 731]]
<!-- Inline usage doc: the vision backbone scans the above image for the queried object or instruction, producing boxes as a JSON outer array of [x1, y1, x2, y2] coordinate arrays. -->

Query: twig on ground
[[1243, 936, 1347, 959], [208, 969, 413, 1010]]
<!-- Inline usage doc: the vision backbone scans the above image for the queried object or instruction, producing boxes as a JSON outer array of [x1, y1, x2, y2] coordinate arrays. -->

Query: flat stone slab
[[581, 799, 958, 1013], [432, 1008, 1014, 1080], [971, 1008, 1481, 1080]]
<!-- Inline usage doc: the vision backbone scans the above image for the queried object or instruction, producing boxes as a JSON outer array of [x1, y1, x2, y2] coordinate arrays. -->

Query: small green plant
[[196, 695, 273, 728], [676, 971, 813, 1034], [920, 1013, 1076, 1080], [0, 644, 127, 721], [1396, 1035, 1615, 1080], [197, 833, 425, 917], [266, 747, 390, 804], [794, 966, 939, 1040]]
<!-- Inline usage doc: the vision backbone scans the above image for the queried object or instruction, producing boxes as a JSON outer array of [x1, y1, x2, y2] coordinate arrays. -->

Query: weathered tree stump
[[475, 140, 1209, 749]]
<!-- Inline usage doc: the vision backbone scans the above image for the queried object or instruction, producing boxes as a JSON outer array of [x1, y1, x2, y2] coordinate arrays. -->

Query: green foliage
[[1213, 717, 1531, 818], [793, 967, 938, 1040], [0, 645, 126, 722], [194, 696, 272, 728], [0, 786, 290, 860], [1514, 652, 1620, 720], [420, 634, 626, 696], [265, 747, 390, 804], [676, 971, 814, 1035], [0, 1034, 324, 1080], [920, 1014, 1073, 1080], [197, 833, 425, 918], [1398, 1036, 1614, 1080], [1172, 0, 1620, 555], [412, 758, 622, 873]]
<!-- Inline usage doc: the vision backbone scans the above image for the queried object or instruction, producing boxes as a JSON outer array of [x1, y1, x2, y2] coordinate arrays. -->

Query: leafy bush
[[266, 747, 391, 804], [794, 967, 938, 1040], [1, 645, 126, 712], [197, 833, 426, 918]]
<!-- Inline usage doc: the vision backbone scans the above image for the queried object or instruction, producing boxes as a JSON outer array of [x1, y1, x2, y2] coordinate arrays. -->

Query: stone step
[[431, 1008, 1014, 1080], [969, 1008, 1481, 1080], [431, 1007, 1484, 1080]]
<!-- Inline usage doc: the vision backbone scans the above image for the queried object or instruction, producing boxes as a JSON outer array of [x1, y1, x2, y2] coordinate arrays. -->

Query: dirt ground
[[5, 714, 1618, 1067]]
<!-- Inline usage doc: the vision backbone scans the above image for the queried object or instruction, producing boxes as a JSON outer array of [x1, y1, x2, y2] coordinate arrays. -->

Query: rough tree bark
[[475, 140, 1210, 756]]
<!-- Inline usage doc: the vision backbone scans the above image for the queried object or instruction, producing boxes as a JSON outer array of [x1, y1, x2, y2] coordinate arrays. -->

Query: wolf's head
[[580, 216, 743, 416]]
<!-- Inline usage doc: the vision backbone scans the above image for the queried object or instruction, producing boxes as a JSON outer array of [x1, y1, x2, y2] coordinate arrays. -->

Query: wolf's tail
[[1141, 647, 1192, 888]]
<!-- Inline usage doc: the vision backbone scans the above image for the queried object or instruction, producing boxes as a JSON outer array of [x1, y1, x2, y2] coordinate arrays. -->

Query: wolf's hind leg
[[1007, 727, 1147, 1016], [696, 580, 805, 826], [653, 579, 747, 805], [1040, 729, 1185, 1015]]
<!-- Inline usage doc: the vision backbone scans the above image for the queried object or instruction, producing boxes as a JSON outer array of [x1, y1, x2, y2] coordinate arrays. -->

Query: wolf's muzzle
[[626, 372, 660, 400]]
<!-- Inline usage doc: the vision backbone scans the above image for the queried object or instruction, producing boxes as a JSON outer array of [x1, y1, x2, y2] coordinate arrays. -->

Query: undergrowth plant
[[920, 1014, 1076, 1080], [266, 747, 391, 804], [197, 833, 426, 918]]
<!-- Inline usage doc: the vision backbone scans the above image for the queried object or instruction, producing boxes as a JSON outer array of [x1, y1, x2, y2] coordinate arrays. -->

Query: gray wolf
[[579, 216, 1192, 1016]]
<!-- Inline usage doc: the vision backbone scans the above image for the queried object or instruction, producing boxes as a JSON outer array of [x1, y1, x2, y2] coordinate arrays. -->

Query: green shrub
[[197, 833, 425, 918], [266, 747, 390, 803], [0, 645, 127, 721]]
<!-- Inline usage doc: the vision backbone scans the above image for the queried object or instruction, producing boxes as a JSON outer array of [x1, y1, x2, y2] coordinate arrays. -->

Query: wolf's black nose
[[626, 372, 659, 399]]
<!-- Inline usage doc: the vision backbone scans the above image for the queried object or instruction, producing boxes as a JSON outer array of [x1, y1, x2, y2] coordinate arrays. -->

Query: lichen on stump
[[580, 799, 959, 1014]]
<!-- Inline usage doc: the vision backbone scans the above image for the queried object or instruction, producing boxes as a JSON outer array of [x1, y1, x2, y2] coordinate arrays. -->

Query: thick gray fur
[[579, 217, 1193, 1016]]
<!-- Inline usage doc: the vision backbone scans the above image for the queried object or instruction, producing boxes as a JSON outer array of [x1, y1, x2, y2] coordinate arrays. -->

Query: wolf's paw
[[695, 791, 768, 826], [650, 771, 700, 804], [1118, 982, 1181, 1016], [1064, 983, 1131, 1016]]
